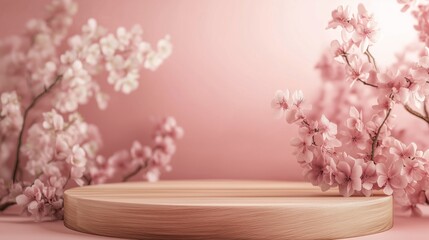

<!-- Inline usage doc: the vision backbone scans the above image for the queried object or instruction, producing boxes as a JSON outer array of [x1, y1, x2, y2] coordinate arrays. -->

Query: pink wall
[[0, 0, 416, 180]]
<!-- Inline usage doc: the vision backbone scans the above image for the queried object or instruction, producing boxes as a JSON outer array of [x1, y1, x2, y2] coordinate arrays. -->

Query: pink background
[[0, 0, 416, 181], [1, 1, 429, 239]]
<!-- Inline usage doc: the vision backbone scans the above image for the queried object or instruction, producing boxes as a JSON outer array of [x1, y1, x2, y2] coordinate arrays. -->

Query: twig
[[365, 48, 378, 72], [0, 202, 15, 211], [357, 79, 378, 88], [12, 75, 63, 183], [370, 108, 392, 161], [122, 162, 148, 182], [343, 54, 379, 88], [404, 104, 429, 125]]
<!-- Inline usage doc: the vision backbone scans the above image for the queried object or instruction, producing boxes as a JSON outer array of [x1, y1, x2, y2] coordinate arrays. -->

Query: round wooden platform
[[64, 180, 393, 240]]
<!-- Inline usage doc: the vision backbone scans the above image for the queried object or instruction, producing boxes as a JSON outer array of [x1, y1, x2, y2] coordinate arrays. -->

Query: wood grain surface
[[64, 180, 393, 240]]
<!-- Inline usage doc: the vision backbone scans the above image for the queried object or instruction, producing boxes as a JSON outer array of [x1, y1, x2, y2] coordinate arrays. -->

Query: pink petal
[[377, 175, 387, 188], [383, 183, 393, 195], [15, 195, 30, 206]]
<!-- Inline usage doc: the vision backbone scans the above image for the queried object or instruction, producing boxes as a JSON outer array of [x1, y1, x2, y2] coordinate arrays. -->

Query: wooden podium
[[64, 180, 392, 239]]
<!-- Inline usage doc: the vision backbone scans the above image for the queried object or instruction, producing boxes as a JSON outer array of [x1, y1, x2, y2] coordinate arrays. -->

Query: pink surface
[[1, 207, 428, 240], [0, 0, 417, 181]]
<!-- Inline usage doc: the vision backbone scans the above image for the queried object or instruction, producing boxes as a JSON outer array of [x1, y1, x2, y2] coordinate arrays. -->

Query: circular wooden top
[[64, 180, 392, 240]]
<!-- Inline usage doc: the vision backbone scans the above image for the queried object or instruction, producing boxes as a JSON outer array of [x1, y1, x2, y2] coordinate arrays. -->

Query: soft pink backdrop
[[0, 0, 416, 181]]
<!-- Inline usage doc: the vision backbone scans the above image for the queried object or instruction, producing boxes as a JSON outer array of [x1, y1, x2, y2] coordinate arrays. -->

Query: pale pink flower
[[327, 6, 354, 32], [342, 128, 367, 150], [361, 161, 378, 196], [352, 5, 380, 52], [144, 36, 173, 71], [130, 141, 152, 165], [303, 154, 332, 191], [330, 40, 353, 63], [390, 140, 416, 160], [403, 157, 426, 182], [145, 168, 161, 182], [290, 136, 313, 163], [67, 145, 86, 168], [376, 161, 408, 195], [318, 115, 337, 140], [108, 150, 131, 172], [100, 34, 118, 56], [335, 154, 362, 197], [42, 109, 64, 131], [346, 106, 363, 131], [345, 55, 372, 85], [378, 70, 411, 105], [271, 90, 290, 118], [357, 4, 374, 22], [16, 179, 63, 221]]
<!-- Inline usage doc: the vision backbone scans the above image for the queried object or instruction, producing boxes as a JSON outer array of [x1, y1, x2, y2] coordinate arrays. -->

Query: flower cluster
[[0, 0, 182, 221], [273, 3, 429, 216], [0, 92, 23, 177], [87, 117, 184, 185]]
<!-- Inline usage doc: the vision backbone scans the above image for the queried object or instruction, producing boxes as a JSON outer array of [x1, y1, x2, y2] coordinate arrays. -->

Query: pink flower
[[145, 168, 161, 182], [346, 106, 363, 131], [271, 90, 308, 123], [108, 150, 131, 171], [342, 128, 367, 150], [345, 55, 372, 85], [390, 140, 416, 160], [290, 135, 313, 163], [271, 90, 290, 118], [378, 70, 411, 105], [403, 157, 425, 182], [352, 5, 380, 52], [16, 179, 63, 221], [327, 6, 354, 32], [330, 40, 353, 63], [335, 154, 362, 197], [130, 140, 152, 165], [67, 145, 87, 168], [318, 115, 337, 140], [42, 109, 64, 131], [303, 154, 332, 191], [376, 161, 408, 195], [357, 4, 374, 22], [361, 161, 378, 196]]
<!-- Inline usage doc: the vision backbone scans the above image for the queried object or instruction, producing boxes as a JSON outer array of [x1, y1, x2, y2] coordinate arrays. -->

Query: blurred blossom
[[0, 0, 182, 221]]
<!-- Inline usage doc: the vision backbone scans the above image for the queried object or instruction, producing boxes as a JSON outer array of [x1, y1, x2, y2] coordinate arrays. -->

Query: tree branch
[[371, 108, 392, 161], [12, 75, 63, 183], [404, 104, 429, 125], [365, 48, 378, 72], [0, 202, 15, 211], [122, 162, 148, 182], [343, 54, 379, 88]]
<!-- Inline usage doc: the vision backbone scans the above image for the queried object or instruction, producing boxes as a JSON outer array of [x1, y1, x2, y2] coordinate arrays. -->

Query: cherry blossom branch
[[122, 162, 148, 182], [404, 104, 429, 125], [0, 202, 15, 211], [343, 54, 378, 88], [370, 108, 392, 161], [364, 48, 378, 71], [12, 75, 63, 183], [357, 78, 378, 88]]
